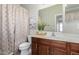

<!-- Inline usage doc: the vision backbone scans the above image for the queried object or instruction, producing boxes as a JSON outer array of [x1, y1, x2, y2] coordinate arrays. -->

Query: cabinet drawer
[[38, 38, 52, 45], [53, 40, 67, 49]]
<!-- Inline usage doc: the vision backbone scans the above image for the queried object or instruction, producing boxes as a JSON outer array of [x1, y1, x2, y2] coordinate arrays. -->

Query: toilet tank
[[28, 35, 32, 43]]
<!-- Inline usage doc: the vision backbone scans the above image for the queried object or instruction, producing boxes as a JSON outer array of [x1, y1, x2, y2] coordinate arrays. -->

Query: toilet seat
[[19, 42, 30, 50]]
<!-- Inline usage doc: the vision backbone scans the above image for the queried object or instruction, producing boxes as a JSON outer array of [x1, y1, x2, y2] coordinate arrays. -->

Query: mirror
[[64, 4, 79, 34], [38, 4, 63, 32], [39, 4, 79, 34]]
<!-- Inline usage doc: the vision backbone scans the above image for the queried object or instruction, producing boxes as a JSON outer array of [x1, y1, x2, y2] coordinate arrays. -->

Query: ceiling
[[21, 4, 55, 10]]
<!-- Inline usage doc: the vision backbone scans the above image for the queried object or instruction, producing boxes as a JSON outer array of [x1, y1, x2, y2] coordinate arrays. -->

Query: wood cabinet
[[32, 37, 79, 55]]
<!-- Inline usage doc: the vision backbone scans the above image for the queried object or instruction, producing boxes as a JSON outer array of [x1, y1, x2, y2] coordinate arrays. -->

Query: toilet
[[19, 36, 31, 55], [19, 42, 31, 55]]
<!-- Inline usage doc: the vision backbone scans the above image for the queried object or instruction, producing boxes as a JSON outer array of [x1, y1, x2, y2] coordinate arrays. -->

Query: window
[[56, 14, 63, 32], [59, 22, 63, 32]]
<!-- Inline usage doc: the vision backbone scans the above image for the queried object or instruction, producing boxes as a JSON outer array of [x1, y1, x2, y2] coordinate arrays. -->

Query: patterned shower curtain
[[0, 5, 2, 54], [0, 4, 29, 55]]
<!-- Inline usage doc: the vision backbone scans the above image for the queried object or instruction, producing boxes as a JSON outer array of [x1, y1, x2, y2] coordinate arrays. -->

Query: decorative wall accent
[[29, 17, 37, 35]]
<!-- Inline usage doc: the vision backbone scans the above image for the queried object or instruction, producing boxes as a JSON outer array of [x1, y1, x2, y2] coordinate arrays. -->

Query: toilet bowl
[[19, 42, 31, 55]]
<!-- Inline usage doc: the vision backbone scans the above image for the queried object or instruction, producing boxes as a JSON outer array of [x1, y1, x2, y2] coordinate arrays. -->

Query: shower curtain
[[0, 4, 29, 55]]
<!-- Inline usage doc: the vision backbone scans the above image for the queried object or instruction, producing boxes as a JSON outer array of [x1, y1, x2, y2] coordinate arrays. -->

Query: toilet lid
[[19, 42, 30, 48]]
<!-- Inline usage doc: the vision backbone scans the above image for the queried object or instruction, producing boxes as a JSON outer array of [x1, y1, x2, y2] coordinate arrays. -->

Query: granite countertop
[[29, 34, 79, 43]]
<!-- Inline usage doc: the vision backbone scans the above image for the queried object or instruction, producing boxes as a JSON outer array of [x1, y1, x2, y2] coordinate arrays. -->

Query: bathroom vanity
[[31, 4, 79, 55], [32, 35, 79, 55]]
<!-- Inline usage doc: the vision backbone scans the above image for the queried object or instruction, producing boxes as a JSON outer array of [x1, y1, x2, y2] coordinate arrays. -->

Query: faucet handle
[[52, 32, 55, 36]]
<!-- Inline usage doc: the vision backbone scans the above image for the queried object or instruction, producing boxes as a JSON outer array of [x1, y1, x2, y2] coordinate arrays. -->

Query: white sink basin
[[46, 31, 53, 37]]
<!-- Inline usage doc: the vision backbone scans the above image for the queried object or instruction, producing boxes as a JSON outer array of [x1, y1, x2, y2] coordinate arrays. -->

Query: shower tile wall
[[0, 4, 29, 55]]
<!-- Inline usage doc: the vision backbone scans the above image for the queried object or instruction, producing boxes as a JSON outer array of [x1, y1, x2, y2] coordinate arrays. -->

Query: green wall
[[39, 4, 63, 31]]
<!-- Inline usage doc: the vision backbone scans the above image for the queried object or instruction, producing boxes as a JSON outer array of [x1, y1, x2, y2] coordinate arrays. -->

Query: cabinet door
[[53, 40, 67, 55], [32, 37, 38, 55], [70, 43, 79, 55], [54, 48, 67, 55], [38, 44, 50, 55], [32, 42, 38, 55]]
